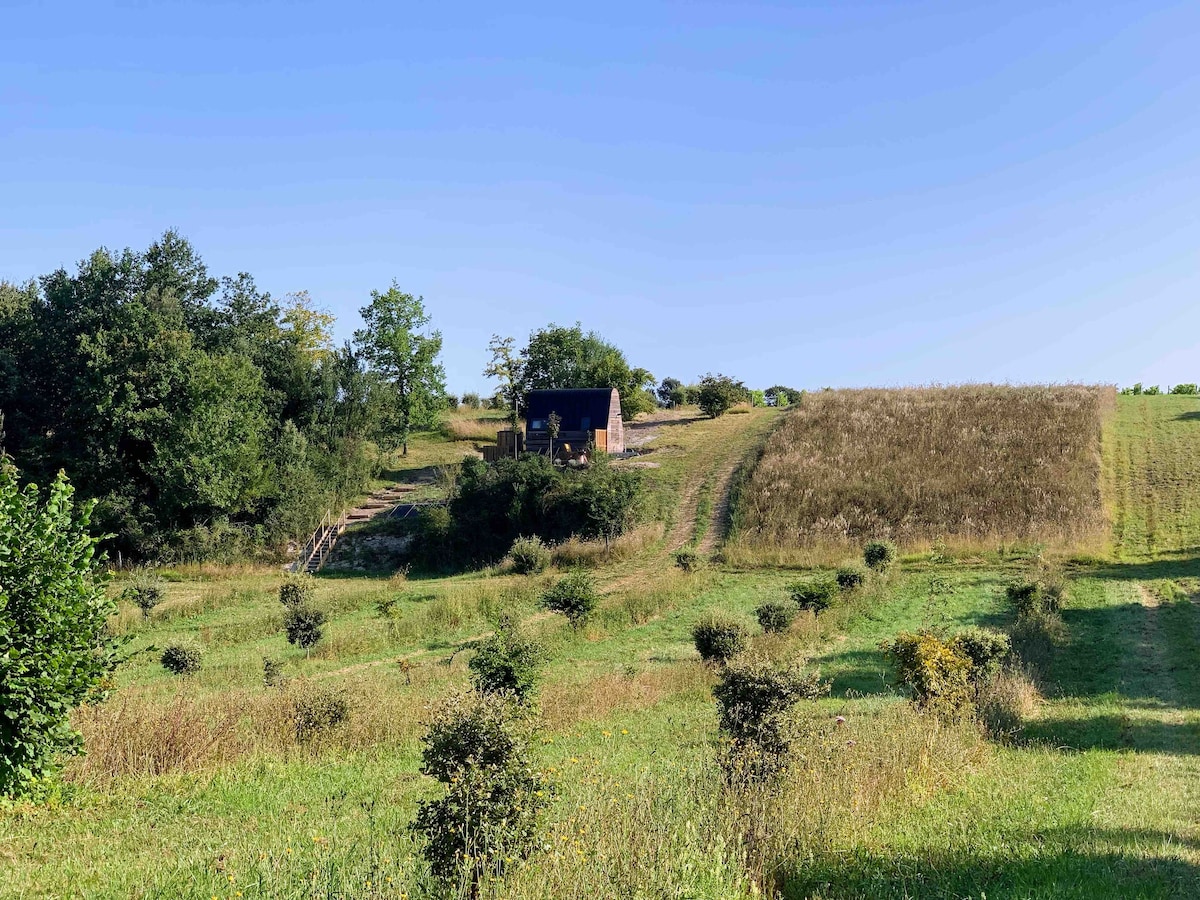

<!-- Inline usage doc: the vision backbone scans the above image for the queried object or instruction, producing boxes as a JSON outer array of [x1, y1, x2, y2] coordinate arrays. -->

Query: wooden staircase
[[290, 484, 416, 574]]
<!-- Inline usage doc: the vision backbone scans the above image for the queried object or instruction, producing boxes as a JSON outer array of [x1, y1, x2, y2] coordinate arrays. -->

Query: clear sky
[[3, 1, 1199, 394]]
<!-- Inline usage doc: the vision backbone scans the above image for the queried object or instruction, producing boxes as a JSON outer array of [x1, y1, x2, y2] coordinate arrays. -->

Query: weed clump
[[262, 656, 286, 688], [755, 601, 795, 634], [468, 620, 548, 704], [508, 535, 551, 575], [788, 578, 837, 614], [126, 571, 166, 617], [292, 684, 349, 742], [541, 570, 598, 631], [160, 642, 203, 676], [674, 549, 702, 573], [692, 613, 748, 664], [410, 692, 550, 892], [863, 540, 897, 572], [1005, 578, 1066, 617]]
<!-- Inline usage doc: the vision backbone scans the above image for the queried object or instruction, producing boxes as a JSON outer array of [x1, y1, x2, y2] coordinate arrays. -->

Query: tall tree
[[354, 283, 446, 455], [483, 334, 525, 429]]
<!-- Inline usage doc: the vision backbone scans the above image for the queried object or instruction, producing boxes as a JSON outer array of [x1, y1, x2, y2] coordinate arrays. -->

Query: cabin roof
[[525, 388, 618, 428]]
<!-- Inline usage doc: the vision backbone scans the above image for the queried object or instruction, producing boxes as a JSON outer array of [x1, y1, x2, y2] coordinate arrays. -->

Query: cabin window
[[580, 416, 591, 431], [530, 419, 546, 431]]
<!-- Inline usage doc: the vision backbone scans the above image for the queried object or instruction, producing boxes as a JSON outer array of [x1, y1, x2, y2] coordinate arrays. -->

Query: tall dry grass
[[733, 385, 1114, 553]]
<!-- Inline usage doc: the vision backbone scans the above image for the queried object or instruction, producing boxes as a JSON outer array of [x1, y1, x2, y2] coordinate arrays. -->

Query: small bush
[[713, 653, 828, 780], [284, 604, 327, 651], [1170, 383, 1198, 395], [126, 572, 166, 617], [160, 642, 203, 676], [975, 664, 1041, 741], [788, 578, 837, 613], [509, 535, 551, 575], [541, 570, 599, 631], [696, 373, 750, 418], [950, 626, 1011, 681], [882, 630, 973, 716], [863, 540, 897, 572], [279, 575, 315, 609], [674, 549, 702, 573], [755, 601, 795, 634], [1005, 578, 1066, 617], [411, 692, 550, 890], [835, 566, 866, 592], [374, 595, 400, 618], [262, 657, 286, 687], [461, 391, 482, 409], [468, 622, 548, 703], [692, 613, 749, 664], [292, 684, 349, 741]]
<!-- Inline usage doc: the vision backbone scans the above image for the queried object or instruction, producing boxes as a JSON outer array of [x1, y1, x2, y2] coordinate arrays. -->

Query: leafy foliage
[[882, 630, 974, 716], [410, 692, 550, 889], [125, 571, 166, 617], [788, 578, 837, 613], [279, 575, 315, 609], [1005, 578, 1067, 618], [284, 604, 327, 651], [949, 627, 1011, 681], [0, 463, 122, 797], [713, 654, 828, 780], [696, 373, 749, 418], [541, 571, 599, 631], [835, 566, 867, 592], [292, 683, 350, 741], [673, 549, 702, 573], [508, 535, 551, 575], [755, 601, 796, 634], [160, 642, 203, 675], [863, 540, 897, 572], [692, 613, 748, 664], [468, 620, 548, 703]]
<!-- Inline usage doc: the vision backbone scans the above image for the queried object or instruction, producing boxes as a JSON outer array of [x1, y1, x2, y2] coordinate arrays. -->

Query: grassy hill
[[5, 396, 1200, 898]]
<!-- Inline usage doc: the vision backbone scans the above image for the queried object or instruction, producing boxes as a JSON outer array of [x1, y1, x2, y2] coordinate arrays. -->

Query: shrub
[[284, 604, 327, 652], [696, 373, 750, 418], [541, 570, 599, 631], [1005, 578, 1066, 618], [279, 575, 315, 609], [160, 642, 203, 676], [468, 622, 548, 703], [461, 391, 482, 409], [975, 664, 1040, 741], [755, 601, 795, 634], [1170, 383, 1198, 395], [692, 613, 749, 664], [713, 653, 828, 780], [410, 692, 550, 891], [882, 630, 973, 716], [863, 540, 897, 572], [835, 566, 866, 592], [788, 578, 837, 613], [262, 656, 286, 688], [950, 626, 1011, 681], [0, 464, 122, 797], [374, 595, 400, 618], [674, 549, 702, 573], [125, 572, 166, 617], [292, 684, 349, 741], [508, 535, 551, 575]]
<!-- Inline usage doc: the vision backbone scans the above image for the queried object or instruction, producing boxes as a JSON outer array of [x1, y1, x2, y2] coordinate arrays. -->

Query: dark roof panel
[[525, 389, 617, 429]]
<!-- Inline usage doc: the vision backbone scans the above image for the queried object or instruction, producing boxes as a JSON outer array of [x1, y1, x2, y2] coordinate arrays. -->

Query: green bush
[[950, 626, 1011, 681], [1005, 578, 1066, 618], [692, 613, 749, 664], [755, 601, 795, 634], [713, 653, 828, 780], [125, 571, 166, 617], [696, 373, 750, 418], [262, 656, 286, 688], [835, 566, 867, 592], [410, 692, 550, 890], [279, 575, 314, 609], [863, 540, 897, 572], [461, 391, 482, 409], [882, 630, 974, 716], [541, 570, 599, 631], [1170, 383, 1198, 395], [508, 535, 551, 575], [468, 622, 548, 703], [292, 684, 349, 741], [160, 642, 203, 675], [788, 578, 837, 613], [284, 604, 327, 651], [674, 549, 702, 573], [0, 464, 122, 797]]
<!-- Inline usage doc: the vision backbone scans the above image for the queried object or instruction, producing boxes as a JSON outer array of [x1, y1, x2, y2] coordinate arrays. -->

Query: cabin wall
[[607, 390, 624, 453]]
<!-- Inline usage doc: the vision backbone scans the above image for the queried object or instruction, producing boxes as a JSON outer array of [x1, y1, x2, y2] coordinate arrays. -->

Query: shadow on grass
[[1020, 714, 1200, 755], [779, 828, 1200, 899], [1174, 410, 1200, 422], [1089, 556, 1200, 581]]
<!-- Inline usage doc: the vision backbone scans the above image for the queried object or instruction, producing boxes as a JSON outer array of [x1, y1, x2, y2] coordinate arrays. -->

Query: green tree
[[483, 334, 526, 429], [696, 373, 749, 418], [0, 462, 123, 796], [520, 323, 656, 420], [354, 283, 446, 455]]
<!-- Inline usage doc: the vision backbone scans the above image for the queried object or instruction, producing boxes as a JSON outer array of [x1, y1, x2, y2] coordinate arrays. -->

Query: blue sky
[[3, 1, 1199, 394]]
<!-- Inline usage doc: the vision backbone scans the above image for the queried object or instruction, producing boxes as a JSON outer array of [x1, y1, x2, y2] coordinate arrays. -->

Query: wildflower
[[835, 715, 846, 726], [621, 728, 628, 735], [846, 739, 857, 747]]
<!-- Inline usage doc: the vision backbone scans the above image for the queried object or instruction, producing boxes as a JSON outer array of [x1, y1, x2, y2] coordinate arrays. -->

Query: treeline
[[1120, 383, 1197, 396], [0, 231, 442, 560]]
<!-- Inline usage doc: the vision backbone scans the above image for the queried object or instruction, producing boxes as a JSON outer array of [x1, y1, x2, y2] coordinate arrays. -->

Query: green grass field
[[5, 397, 1200, 898]]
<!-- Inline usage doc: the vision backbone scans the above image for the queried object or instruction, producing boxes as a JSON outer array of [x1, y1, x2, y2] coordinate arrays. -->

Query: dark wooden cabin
[[524, 388, 624, 456]]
